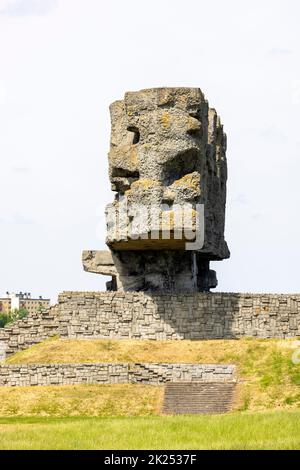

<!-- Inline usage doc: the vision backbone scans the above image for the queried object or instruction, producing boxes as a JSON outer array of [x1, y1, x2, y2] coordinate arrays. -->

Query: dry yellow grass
[[0, 384, 163, 418], [6, 336, 300, 365]]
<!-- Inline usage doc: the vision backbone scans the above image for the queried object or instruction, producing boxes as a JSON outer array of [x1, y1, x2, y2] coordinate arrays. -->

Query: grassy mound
[[2, 338, 299, 449], [4, 338, 300, 415], [0, 412, 300, 449], [4, 337, 300, 412]]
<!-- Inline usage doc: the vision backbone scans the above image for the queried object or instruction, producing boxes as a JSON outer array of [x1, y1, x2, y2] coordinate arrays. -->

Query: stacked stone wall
[[0, 363, 236, 387], [0, 292, 299, 355]]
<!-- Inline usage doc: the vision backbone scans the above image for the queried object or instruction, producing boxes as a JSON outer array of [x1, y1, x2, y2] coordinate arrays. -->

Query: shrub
[[0, 309, 28, 328], [0, 313, 10, 328]]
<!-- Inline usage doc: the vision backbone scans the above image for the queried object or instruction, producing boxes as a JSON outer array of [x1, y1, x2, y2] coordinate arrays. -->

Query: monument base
[[1, 291, 300, 355]]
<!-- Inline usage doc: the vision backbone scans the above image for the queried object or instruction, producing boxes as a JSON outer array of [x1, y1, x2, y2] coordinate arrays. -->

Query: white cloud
[[0, 214, 36, 225], [11, 166, 31, 173], [0, 0, 12, 10], [267, 48, 292, 56], [0, 0, 57, 16]]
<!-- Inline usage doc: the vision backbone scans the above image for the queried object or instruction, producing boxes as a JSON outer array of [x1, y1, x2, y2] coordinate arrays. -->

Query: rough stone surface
[[84, 87, 230, 292], [0, 292, 300, 355], [56, 292, 300, 340], [0, 363, 236, 387], [0, 306, 60, 355], [0, 343, 6, 363], [82, 250, 116, 276]]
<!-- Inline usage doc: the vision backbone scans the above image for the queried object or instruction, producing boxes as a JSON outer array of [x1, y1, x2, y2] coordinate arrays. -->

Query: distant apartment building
[[0, 292, 50, 315]]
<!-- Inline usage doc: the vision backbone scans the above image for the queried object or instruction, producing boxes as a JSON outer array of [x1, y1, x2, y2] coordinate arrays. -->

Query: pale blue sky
[[0, 0, 300, 302], [0, 0, 57, 15]]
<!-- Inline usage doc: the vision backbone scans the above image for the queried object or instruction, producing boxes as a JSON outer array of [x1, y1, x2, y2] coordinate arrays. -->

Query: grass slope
[[0, 412, 299, 450], [0, 384, 163, 418], [5, 337, 300, 412]]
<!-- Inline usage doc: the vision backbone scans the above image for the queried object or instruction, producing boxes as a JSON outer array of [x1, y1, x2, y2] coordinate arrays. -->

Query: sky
[[0, 0, 300, 303]]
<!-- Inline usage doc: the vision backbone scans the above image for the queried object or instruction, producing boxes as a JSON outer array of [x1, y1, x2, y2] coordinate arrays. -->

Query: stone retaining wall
[[0, 363, 236, 387], [57, 292, 300, 340], [0, 291, 300, 355], [0, 306, 59, 355]]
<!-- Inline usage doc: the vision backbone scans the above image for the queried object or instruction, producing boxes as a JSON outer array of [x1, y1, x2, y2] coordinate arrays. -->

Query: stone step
[[162, 382, 236, 415]]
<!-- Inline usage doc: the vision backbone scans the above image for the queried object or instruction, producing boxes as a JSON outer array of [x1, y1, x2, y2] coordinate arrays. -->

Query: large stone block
[[84, 87, 230, 292]]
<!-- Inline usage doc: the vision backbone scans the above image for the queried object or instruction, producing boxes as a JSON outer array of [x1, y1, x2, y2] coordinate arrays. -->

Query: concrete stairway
[[162, 382, 236, 415]]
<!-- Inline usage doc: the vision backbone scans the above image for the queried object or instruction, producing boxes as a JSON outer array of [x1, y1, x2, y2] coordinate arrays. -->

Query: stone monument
[[83, 87, 229, 292]]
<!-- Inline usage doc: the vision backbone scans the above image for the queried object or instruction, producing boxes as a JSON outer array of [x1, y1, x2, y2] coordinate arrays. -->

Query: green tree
[[0, 313, 10, 328], [0, 309, 29, 328]]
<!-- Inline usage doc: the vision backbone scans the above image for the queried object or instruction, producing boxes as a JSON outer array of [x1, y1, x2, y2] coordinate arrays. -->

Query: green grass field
[[0, 412, 299, 450]]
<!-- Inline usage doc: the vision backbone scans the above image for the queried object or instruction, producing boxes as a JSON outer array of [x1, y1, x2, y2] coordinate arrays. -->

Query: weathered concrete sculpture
[[83, 87, 229, 292]]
